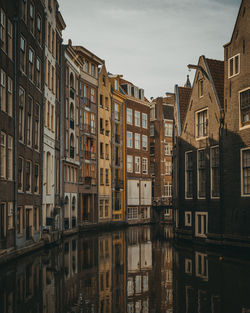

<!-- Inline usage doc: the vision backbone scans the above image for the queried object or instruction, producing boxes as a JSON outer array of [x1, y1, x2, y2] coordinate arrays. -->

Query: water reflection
[[1, 226, 250, 313]]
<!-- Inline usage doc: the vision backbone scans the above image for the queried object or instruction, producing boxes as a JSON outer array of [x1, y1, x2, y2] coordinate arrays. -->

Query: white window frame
[[127, 155, 133, 173], [142, 158, 148, 174], [228, 53, 240, 79], [127, 131, 133, 148], [195, 252, 208, 281], [239, 87, 250, 130], [134, 111, 140, 127], [142, 135, 147, 151], [165, 122, 173, 137], [185, 258, 192, 274], [134, 133, 140, 150], [135, 156, 141, 174], [241, 147, 250, 197], [164, 142, 172, 156], [195, 212, 208, 238], [165, 161, 172, 175], [196, 108, 208, 140], [185, 211, 192, 226], [142, 113, 147, 129], [127, 108, 132, 125]]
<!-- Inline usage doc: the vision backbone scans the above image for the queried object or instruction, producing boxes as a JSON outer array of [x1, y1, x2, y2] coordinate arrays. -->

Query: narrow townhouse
[[150, 95, 175, 223], [120, 78, 152, 225], [222, 0, 250, 244], [0, 0, 15, 251], [16, 0, 45, 248], [109, 75, 126, 223], [98, 64, 112, 223], [173, 57, 224, 243], [62, 40, 81, 232], [72, 45, 103, 225], [42, 0, 65, 239]]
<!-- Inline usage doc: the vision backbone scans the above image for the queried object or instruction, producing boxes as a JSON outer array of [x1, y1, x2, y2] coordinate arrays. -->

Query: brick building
[[150, 95, 175, 223], [173, 56, 224, 242], [120, 79, 152, 224]]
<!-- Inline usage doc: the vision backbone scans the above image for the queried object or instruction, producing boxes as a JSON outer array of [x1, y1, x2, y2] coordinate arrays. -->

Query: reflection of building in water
[[127, 227, 152, 313], [78, 235, 98, 312], [150, 238, 173, 313], [112, 231, 127, 313], [98, 234, 112, 313]]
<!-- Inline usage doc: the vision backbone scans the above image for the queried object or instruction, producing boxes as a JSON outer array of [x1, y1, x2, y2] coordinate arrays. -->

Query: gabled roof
[[205, 58, 224, 108], [176, 86, 192, 134]]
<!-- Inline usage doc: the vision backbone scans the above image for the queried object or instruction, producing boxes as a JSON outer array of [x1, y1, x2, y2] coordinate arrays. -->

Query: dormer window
[[228, 54, 240, 78]]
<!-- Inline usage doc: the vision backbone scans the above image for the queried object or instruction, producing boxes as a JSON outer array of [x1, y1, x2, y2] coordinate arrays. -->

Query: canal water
[[0, 225, 250, 313]]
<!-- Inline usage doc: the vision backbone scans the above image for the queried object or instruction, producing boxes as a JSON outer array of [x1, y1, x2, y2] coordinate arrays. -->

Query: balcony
[[85, 176, 92, 186], [85, 151, 96, 160], [70, 147, 74, 158], [115, 134, 120, 144], [70, 119, 74, 130], [70, 88, 75, 100], [84, 124, 91, 133]]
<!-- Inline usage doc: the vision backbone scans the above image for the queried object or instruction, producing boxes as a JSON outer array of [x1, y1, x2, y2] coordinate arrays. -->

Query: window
[[165, 122, 173, 137], [0, 69, 6, 112], [52, 30, 55, 56], [150, 124, 154, 136], [127, 131, 133, 148], [47, 61, 51, 88], [19, 88, 25, 141], [20, 37, 26, 73], [46, 152, 51, 194], [198, 149, 206, 198], [210, 146, 220, 198], [0, 132, 6, 178], [48, 22, 51, 50], [142, 158, 148, 174], [185, 152, 193, 199], [91, 64, 95, 77], [195, 212, 208, 238], [127, 155, 133, 173], [37, 15, 41, 43], [7, 76, 13, 116], [99, 200, 103, 218], [164, 183, 172, 197], [0, 9, 6, 52], [150, 162, 155, 176], [195, 252, 208, 280], [100, 168, 104, 185], [134, 111, 140, 127], [135, 133, 140, 149], [7, 19, 13, 59], [21, 0, 27, 22], [29, 3, 34, 34], [198, 79, 204, 97], [185, 212, 192, 226], [242, 148, 250, 196], [228, 54, 240, 78], [90, 88, 95, 103], [90, 113, 95, 134], [34, 104, 40, 149], [7, 136, 13, 180], [115, 103, 119, 121], [105, 169, 109, 185], [240, 88, 250, 127], [8, 202, 13, 230], [34, 164, 39, 193], [17, 207, 23, 234], [85, 60, 89, 73], [51, 105, 54, 131], [127, 207, 138, 220], [165, 161, 172, 175], [142, 135, 148, 151], [27, 96, 33, 146], [28, 48, 34, 81], [185, 259, 192, 274], [127, 108, 132, 124], [18, 158, 23, 191], [36, 58, 41, 89], [164, 143, 172, 155], [135, 157, 140, 174], [142, 113, 147, 128], [196, 109, 208, 138], [26, 160, 31, 192]]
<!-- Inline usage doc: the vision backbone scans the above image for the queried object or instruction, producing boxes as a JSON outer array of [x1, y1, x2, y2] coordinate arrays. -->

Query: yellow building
[[98, 65, 112, 222], [109, 75, 126, 222]]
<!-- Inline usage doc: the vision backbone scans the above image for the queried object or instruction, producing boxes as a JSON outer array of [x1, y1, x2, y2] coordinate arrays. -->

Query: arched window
[[72, 196, 76, 211], [46, 152, 51, 194], [70, 134, 74, 158], [70, 73, 74, 89]]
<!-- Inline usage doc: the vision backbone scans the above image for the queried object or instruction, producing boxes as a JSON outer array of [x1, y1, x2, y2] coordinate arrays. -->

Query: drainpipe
[[13, 15, 18, 249], [40, 10, 46, 240]]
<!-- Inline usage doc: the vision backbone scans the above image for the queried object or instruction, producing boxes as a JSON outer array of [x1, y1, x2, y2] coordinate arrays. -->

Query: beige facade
[[98, 65, 112, 222]]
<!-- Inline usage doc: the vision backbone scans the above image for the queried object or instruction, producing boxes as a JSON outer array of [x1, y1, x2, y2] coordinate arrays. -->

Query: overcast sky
[[60, 0, 241, 98]]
